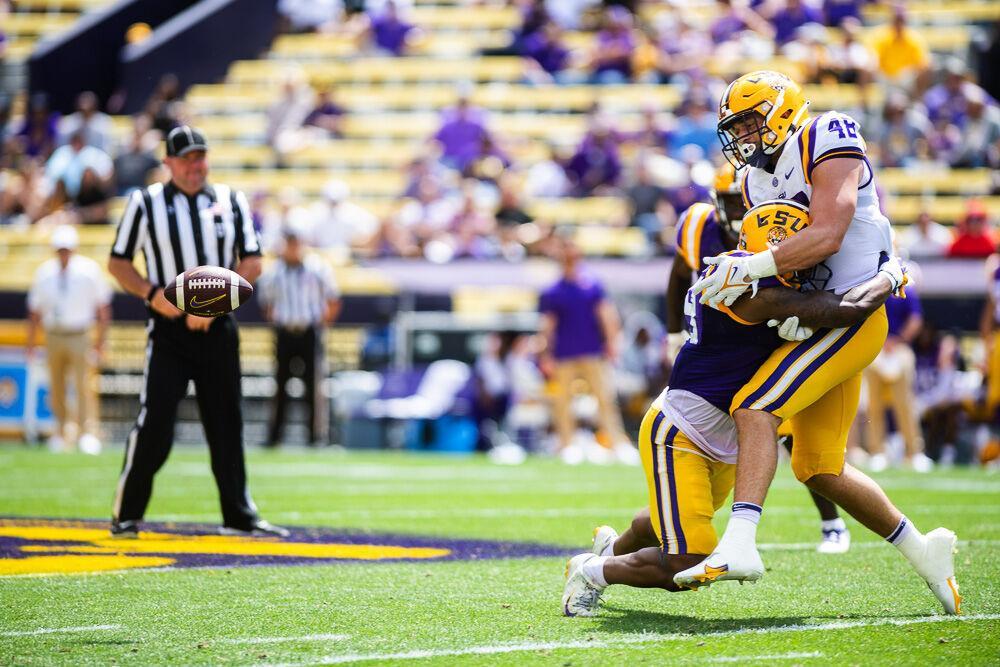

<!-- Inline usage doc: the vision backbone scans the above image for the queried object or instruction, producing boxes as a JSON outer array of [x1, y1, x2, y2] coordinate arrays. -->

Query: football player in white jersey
[[673, 72, 960, 616]]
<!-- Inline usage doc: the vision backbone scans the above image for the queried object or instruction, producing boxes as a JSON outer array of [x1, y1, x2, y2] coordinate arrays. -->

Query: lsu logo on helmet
[[740, 199, 811, 287], [718, 71, 810, 169]]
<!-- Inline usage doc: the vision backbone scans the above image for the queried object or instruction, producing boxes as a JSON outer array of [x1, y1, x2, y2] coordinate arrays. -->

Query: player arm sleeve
[[110, 189, 147, 259], [231, 189, 262, 259], [666, 255, 692, 334]]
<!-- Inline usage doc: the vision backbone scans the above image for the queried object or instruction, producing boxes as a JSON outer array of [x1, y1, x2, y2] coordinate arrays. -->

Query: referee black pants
[[268, 326, 325, 445], [113, 314, 258, 530]]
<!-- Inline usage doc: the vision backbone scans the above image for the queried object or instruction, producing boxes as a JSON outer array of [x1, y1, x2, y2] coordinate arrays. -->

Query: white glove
[[877, 255, 910, 297], [693, 250, 776, 308], [768, 316, 814, 342]]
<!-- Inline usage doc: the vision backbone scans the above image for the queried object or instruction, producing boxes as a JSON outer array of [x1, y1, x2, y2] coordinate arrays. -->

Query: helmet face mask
[[713, 190, 748, 241], [719, 108, 771, 169]]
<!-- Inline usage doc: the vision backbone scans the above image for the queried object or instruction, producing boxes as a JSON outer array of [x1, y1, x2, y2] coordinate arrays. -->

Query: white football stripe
[[266, 614, 1000, 666], [230, 271, 239, 311], [175, 273, 184, 310], [0, 624, 120, 637], [220, 634, 349, 645]]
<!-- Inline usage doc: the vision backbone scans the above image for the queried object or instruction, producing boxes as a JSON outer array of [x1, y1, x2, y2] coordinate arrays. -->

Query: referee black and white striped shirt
[[110, 181, 260, 287], [258, 255, 339, 329]]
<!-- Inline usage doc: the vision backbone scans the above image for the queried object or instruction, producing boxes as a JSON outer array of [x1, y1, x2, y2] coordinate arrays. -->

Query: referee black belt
[[278, 324, 317, 334]]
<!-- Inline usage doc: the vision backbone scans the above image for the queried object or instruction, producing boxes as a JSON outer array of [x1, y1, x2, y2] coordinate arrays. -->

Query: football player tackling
[[562, 204, 905, 616], [667, 163, 853, 554], [671, 71, 960, 614]]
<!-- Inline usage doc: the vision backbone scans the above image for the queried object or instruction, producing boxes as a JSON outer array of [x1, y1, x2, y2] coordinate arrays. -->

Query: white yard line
[[219, 634, 349, 645], [0, 624, 120, 637], [708, 651, 822, 663], [151, 503, 997, 523], [265, 614, 1000, 666]]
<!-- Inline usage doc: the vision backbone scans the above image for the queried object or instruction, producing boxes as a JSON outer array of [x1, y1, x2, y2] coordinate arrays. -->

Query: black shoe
[[219, 520, 290, 538], [110, 520, 140, 538]]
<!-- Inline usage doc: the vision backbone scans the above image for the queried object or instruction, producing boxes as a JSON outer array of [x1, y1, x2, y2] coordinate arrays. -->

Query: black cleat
[[219, 520, 290, 538], [110, 520, 140, 538]]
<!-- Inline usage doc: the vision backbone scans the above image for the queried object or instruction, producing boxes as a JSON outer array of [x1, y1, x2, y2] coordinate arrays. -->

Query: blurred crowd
[[265, 0, 1000, 262], [1, 1, 998, 264], [0, 76, 187, 227]]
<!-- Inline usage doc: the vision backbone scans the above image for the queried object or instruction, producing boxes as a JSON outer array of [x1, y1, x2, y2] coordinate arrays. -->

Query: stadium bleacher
[[1, 0, 998, 430]]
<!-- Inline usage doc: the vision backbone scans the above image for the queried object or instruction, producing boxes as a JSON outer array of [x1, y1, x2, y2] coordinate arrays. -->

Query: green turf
[[1, 446, 998, 665]]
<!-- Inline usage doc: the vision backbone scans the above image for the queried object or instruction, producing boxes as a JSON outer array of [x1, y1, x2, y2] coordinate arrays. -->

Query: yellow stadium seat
[[879, 169, 994, 196], [452, 286, 539, 316]]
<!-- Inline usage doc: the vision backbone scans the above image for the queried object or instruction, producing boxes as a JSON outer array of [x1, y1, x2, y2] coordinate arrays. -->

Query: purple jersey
[[669, 257, 784, 412], [675, 203, 731, 275]]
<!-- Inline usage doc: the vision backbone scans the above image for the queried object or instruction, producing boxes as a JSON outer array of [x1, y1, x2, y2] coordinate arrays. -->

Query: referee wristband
[[145, 285, 159, 302]]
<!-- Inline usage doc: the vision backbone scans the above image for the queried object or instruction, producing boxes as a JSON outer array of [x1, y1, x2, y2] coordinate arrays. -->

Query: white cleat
[[613, 441, 641, 466], [562, 553, 604, 617], [559, 443, 585, 466], [591, 525, 618, 556], [909, 453, 935, 473], [78, 433, 102, 456], [867, 453, 889, 473], [817, 528, 851, 554], [673, 544, 765, 589], [912, 528, 962, 615]]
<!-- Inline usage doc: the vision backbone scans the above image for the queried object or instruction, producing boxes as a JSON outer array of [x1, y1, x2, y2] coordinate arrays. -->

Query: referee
[[259, 224, 341, 447], [107, 126, 287, 538]]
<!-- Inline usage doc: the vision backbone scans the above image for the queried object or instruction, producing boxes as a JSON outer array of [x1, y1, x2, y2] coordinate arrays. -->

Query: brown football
[[163, 266, 253, 317]]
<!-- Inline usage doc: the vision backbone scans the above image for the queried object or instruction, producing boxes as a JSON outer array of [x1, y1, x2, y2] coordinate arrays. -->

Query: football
[[163, 265, 253, 317]]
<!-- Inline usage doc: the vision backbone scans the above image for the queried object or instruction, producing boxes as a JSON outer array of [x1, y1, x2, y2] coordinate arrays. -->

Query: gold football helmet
[[718, 71, 810, 169], [711, 162, 747, 238], [739, 199, 811, 287]]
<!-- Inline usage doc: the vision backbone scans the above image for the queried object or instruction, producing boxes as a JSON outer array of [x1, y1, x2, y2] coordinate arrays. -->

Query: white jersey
[[741, 110, 892, 295]]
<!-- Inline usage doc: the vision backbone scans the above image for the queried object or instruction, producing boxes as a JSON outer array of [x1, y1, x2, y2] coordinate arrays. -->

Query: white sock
[[600, 541, 615, 558], [887, 516, 926, 564], [583, 556, 609, 588], [822, 518, 847, 533], [717, 502, 762, 549]]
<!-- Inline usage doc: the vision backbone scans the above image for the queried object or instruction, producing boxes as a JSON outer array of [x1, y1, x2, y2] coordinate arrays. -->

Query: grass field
[[1, 445, 998, 665]]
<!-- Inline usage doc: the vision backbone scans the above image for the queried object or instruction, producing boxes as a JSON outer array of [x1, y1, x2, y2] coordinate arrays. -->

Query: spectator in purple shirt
[[16, 93, 60, 161], [539, 235, 634, 464], [431, 94, 494, 174], [924, 58, 997, 127], [588, 6, 636, 84], [823, 0, 868, 26], [770, 0, 823, 45], [368, 1, 417, 56], [303, 88, 346, 137], [522, 21, 571, 84], [709, 0, 773, 44], [564, 119, 623, 196]]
